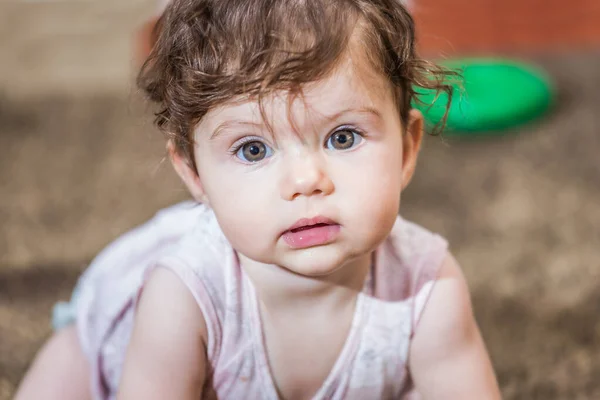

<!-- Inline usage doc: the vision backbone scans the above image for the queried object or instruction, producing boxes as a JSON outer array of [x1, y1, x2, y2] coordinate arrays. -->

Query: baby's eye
[[235, 141, 273, 162], [326, 129, 363, 151]]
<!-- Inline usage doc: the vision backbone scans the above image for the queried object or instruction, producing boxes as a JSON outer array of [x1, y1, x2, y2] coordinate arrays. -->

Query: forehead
[[301, 57, 393, 114], [197, 58, 396, 136]]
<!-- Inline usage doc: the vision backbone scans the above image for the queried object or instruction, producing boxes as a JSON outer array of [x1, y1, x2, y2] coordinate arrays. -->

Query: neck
[[239, 252, 372, 318]]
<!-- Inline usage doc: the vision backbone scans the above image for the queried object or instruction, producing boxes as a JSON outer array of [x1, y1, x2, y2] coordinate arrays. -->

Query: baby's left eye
[[326, 129, 363, 150]]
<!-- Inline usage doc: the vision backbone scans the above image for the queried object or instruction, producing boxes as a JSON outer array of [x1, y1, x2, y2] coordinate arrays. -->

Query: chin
[[279, 244, 367, 278], [285, 263, 343, 278]]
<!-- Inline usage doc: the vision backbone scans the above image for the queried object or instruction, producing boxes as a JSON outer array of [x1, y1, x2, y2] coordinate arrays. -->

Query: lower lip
[[282, 224, 340, 249]]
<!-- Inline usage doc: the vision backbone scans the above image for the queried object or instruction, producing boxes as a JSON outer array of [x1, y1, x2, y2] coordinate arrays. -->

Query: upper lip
[[285, 216, 338, 233]]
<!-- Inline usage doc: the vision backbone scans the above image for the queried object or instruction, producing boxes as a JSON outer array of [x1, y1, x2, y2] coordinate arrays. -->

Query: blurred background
[[0, 0, 599, 398]]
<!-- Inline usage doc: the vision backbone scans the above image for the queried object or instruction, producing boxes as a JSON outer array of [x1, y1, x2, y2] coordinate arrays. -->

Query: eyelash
[[330, 125, 366, 142], [228, 126, 366, 155], [228, 136, 262, 155]]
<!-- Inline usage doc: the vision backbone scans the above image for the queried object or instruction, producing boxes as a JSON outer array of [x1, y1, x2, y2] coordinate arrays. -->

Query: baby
[[16, 0, 500, 399]]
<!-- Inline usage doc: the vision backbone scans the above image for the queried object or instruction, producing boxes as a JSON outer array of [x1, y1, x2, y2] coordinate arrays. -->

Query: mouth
[[286, 216, 337, 232], [290, 223, 330, 233], [282, 216, 340, 249]]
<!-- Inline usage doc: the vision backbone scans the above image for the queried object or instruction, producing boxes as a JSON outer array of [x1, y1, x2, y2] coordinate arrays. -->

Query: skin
[[120, 55, 500, 399], [15, 55, 500, 400], [14, 326, 91, 400]]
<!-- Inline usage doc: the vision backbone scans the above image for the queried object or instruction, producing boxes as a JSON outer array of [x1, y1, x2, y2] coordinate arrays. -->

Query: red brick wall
[[413, 0, 600, 55]]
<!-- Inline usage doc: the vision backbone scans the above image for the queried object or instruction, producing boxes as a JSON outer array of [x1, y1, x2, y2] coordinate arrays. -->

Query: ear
[[401, 109, 424, 190], [167, 140, 209, 204]]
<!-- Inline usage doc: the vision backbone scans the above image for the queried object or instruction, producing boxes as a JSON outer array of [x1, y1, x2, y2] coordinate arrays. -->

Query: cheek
[[338, 141, 403, 203], [333, 141, 403, 237], [201, 165, 276, 256]]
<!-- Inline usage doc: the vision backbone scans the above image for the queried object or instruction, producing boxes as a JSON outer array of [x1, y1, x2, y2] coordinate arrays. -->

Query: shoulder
[[392, 216, 448, 253], [79, 201, 209, 284], [137, 267, 209, 345], [373, 217, 448, 302], [382, 216, 448, 271]]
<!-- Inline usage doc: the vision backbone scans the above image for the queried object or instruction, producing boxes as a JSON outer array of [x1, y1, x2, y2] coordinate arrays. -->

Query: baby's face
[[187, 59, 422, 276]]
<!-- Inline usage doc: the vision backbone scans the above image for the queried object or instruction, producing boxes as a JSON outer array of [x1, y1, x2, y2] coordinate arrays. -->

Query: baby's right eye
[[235, 140, 273, 163]]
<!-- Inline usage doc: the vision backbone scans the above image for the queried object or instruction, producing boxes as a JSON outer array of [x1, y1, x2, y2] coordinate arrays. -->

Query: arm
[[409, 254, 501, 399], [117, 267, 208, 400]]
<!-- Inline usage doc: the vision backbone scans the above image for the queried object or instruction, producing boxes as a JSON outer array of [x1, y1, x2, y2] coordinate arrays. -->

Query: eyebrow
[[323, 106, 382, 123], [209, 106, 382, 140], [209, 120, 265, 140]]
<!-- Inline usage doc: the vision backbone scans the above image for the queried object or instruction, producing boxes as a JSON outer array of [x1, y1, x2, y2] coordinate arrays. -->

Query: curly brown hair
[[138, 0, 456, 171]]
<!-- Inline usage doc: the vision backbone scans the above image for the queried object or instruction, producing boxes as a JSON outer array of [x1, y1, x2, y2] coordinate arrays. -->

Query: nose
[[280, 153, 334, 201]]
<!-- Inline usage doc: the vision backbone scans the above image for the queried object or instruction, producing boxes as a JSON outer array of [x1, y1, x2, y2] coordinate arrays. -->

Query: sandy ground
[[1, 1, 600, 399]]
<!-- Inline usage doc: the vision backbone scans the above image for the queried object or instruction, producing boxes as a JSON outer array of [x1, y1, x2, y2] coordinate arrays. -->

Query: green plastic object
[[413, 58, 554, 135]]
